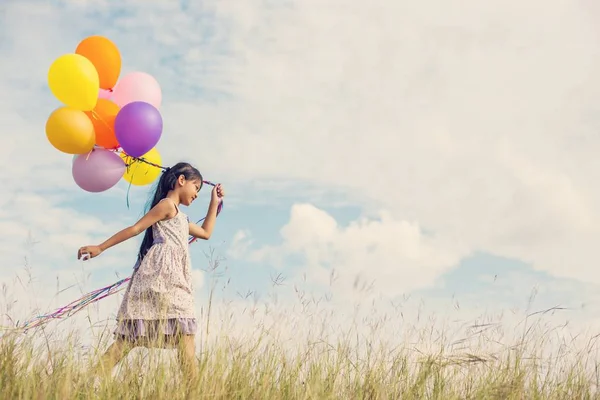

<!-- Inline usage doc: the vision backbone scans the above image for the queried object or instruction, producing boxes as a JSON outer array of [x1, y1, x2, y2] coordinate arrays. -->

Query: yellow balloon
[[48, 53, 99, 111], [121, 147, 162, 186], [45, 107, 96, 154]]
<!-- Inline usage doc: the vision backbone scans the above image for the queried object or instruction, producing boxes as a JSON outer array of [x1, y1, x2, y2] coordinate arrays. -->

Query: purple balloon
[[72, 149, 126, 193], [114, 101, 163, 158]]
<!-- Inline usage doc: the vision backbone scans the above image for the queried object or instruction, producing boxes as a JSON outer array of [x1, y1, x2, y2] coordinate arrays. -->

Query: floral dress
[[114, 198, 197, 342]]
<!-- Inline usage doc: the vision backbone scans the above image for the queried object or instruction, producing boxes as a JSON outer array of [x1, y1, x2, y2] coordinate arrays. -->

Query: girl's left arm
[[189, 200, 220, 240]]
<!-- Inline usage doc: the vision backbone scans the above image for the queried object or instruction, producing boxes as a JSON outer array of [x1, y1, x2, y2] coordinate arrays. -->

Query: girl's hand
[[78, 245, 102, 260], [211, 184, 225, 204]]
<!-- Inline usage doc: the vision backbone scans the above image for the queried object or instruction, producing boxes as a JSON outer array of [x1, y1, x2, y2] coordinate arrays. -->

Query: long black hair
[[136, 162, 203, 264]]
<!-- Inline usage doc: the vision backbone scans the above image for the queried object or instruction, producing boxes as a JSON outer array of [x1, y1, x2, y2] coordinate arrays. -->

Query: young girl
[[77, 161, 224, 383]]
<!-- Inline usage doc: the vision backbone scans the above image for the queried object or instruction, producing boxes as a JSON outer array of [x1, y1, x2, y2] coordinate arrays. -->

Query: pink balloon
[[111, 72, 162, 109], [98, 88, 113, 100], [72, 149, 125, 193]]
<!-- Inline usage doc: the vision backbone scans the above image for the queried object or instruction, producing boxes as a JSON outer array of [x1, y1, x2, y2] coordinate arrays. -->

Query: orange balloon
[[85, 99, 120, 149], [76, 36, 121, 90]]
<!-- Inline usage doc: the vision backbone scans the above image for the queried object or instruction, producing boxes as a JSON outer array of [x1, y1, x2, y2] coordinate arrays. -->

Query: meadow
[[1, 254, 599, 399]]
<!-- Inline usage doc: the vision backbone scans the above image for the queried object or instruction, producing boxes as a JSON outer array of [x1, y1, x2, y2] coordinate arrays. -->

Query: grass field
[[1, 257, 599, 399]]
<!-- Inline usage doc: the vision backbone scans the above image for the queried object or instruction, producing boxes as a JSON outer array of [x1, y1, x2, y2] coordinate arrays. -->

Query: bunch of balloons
[[46, 35, 165, 192]]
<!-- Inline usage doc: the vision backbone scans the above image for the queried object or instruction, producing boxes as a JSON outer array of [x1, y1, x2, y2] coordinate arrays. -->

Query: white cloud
[[147, 0, 600, 285], [191, 268, 204, 291], [231, 203, 469, 298]]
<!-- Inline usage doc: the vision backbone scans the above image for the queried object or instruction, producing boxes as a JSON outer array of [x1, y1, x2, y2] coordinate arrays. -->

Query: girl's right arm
[[77, 200, 176, 260]]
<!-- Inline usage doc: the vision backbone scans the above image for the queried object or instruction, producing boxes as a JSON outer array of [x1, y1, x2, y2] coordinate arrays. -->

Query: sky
[[2, 0, 600, 353]]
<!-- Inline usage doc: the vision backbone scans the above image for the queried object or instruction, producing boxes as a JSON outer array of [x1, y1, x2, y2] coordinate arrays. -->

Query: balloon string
[[90, 110, 120, 151], [125, 178, 134, 209], [90, 109, 111, 130], [123, 154, 168, 171], [122, 154, 136, 209], [118, 155, 223, 212], [90, 110, 108, 131]]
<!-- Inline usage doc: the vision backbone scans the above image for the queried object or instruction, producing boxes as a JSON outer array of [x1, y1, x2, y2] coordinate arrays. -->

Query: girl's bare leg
[[94, 337, 133, 378], [177, 335, 199, 387]]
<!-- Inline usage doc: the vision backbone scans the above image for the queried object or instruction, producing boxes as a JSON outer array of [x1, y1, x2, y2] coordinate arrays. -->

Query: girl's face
[[178, 178, 202, 206]]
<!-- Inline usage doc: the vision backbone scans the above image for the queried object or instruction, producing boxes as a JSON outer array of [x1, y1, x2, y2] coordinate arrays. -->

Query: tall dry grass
[[1, 251, 599, 399]]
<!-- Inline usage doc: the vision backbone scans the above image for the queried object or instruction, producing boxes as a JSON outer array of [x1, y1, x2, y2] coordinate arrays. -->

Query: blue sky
[[2, 0, 600, 342]]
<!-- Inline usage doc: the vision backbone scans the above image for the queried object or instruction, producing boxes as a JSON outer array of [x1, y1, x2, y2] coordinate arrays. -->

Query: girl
[[77, 161, 224, 383]]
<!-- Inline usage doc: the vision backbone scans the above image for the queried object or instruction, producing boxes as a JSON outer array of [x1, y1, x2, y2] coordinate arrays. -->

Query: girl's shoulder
[[157, 198, 180, 217]]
